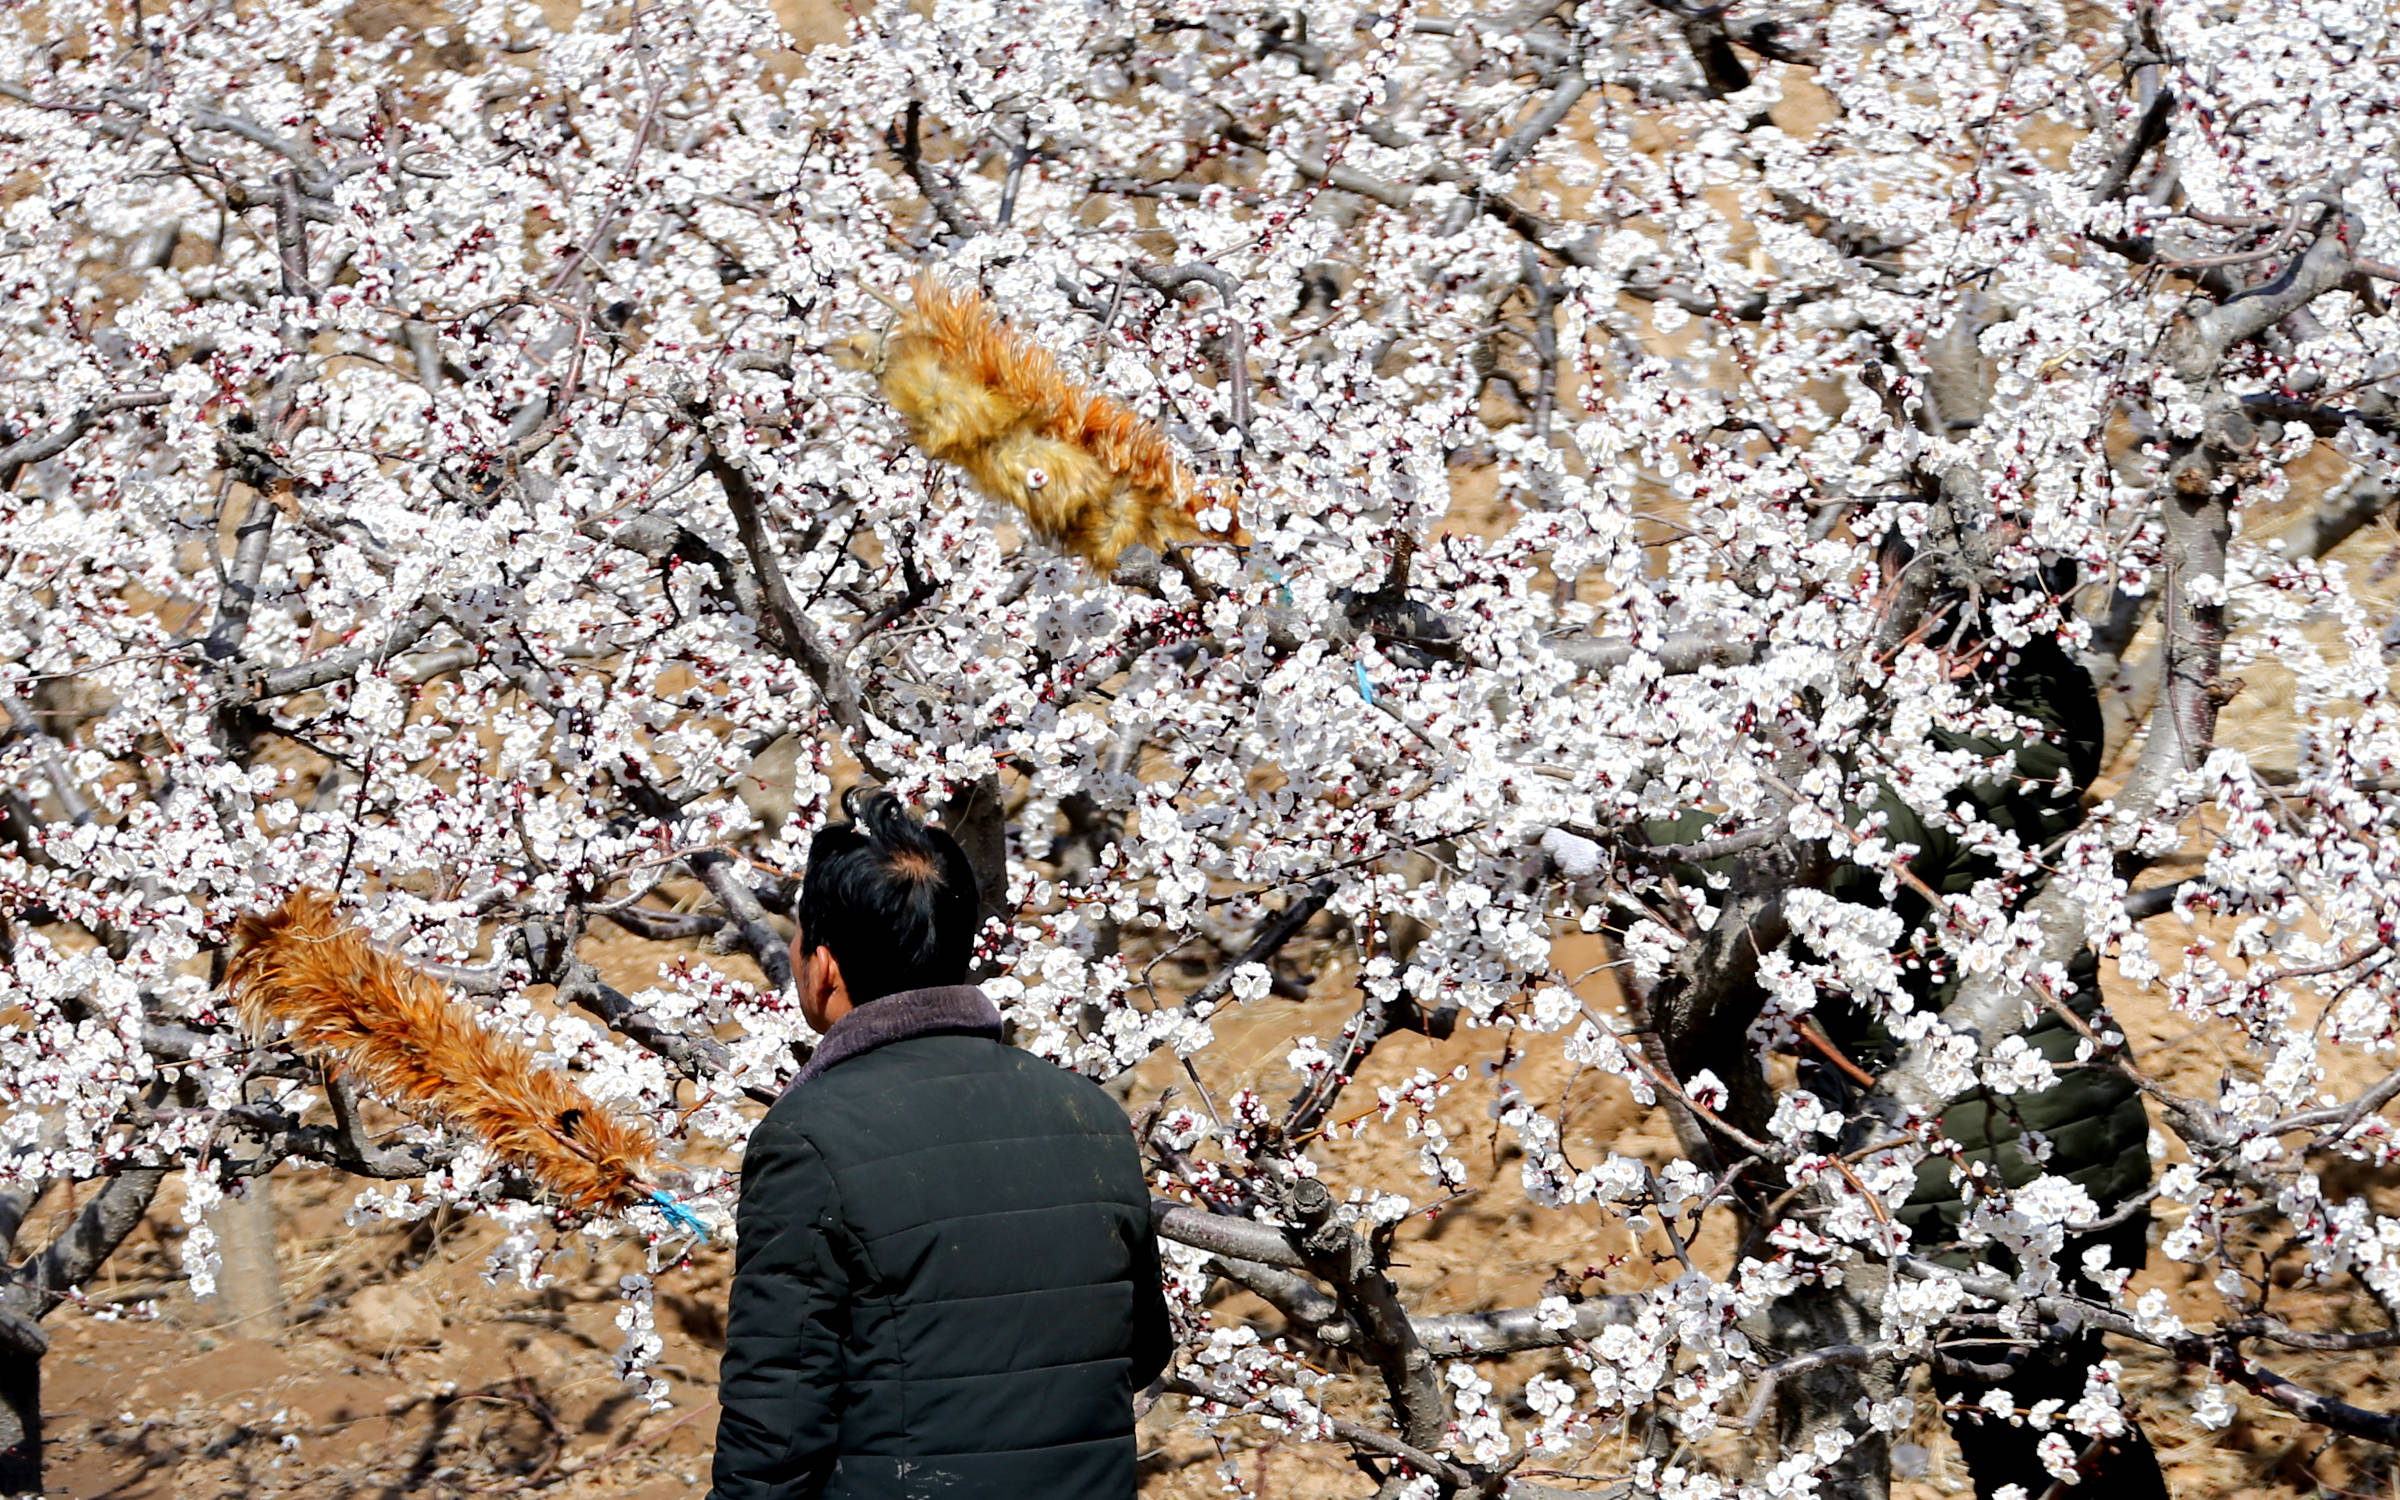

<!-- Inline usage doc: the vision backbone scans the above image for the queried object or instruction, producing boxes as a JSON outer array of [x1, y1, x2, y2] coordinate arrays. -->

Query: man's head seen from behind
[[793, 788, 979, 1031]]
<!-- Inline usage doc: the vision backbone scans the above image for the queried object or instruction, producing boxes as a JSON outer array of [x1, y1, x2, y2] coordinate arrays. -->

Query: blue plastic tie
[[1354, 660, 1377, 705], [651, 1191, 710, 1241], [1261, 563, 1294, 608]]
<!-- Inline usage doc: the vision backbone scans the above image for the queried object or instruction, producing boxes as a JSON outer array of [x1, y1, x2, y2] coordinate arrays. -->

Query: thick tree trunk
[[1757, 1273, 1895, 1500], [201, 1180, 285, 1332]]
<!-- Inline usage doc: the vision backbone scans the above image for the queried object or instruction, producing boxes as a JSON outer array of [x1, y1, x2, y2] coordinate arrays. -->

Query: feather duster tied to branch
[[851, 273, 1244, 573], [226, 889, 659, 1213]]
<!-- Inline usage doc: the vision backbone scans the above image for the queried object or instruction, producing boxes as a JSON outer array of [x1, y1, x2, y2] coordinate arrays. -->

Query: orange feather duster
[[855, 273, 1244, 573], [226, 889, 659, 1213]]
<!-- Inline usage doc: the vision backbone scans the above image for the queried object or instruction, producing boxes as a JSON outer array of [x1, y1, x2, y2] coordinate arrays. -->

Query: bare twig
[[1177, 879, 1335, 1015]]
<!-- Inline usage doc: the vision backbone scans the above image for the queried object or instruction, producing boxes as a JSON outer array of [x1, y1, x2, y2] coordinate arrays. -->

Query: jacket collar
[[789, 984, 1004, 1090]]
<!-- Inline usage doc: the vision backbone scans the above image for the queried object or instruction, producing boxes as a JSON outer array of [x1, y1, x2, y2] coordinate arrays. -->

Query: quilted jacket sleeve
[[708, 1118, 851, 1500]]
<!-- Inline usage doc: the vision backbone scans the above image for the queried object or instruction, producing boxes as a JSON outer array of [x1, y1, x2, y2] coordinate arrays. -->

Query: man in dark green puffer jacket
[[709, 791, 1175, 1500]]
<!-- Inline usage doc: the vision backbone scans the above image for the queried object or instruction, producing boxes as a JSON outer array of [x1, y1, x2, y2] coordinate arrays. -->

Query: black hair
[[797, 788, 980, 1004]]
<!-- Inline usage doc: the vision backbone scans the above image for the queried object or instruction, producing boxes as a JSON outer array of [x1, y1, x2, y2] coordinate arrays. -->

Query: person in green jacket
[[1810, 625, 2166, 1500], [1645, 576, 2166, 1498], [710, 790, 1175, 1500]]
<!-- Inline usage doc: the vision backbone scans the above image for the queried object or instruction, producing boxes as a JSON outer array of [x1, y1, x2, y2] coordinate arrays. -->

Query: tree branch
[[2167, 213, 2360, 373], [1152, 1196, 1310, 1270], [520, 922, 781, 1106], [890, 100, 991, 241], [1208, 1254, 1352, 1343], [2275, 472, 2390, 561], [203, 495, 279, 664], [2248, 390, 2400, 441], [272, 169, 314, 300], [1549, 631, 1758, 676], [1490, 67, 1591, 176], [1180, 879, 1334, 1014], [2092, 84, 2175, 204], [1412, 1295, 1641, 1356], [599, 904, 728, 941], [695, 418, 875, 740], [1283, 1176, 1451, 1458], [688, 850, 794, 991], [232, 605, 446, 702], [0, 392, 168, 490], [1164, 1373, 1473, 1491], [4, 1168, 168, 1319], [211, 1097, 459, 1182], [0, 1187, 32, 1264]]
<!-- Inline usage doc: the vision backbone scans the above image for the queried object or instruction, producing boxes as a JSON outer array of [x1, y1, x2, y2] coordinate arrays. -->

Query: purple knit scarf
[[788, 984, 1004, 1090]]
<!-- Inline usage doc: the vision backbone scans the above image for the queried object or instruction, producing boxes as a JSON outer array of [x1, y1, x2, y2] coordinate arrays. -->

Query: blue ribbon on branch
[[650, 1191, 710, 1240]]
